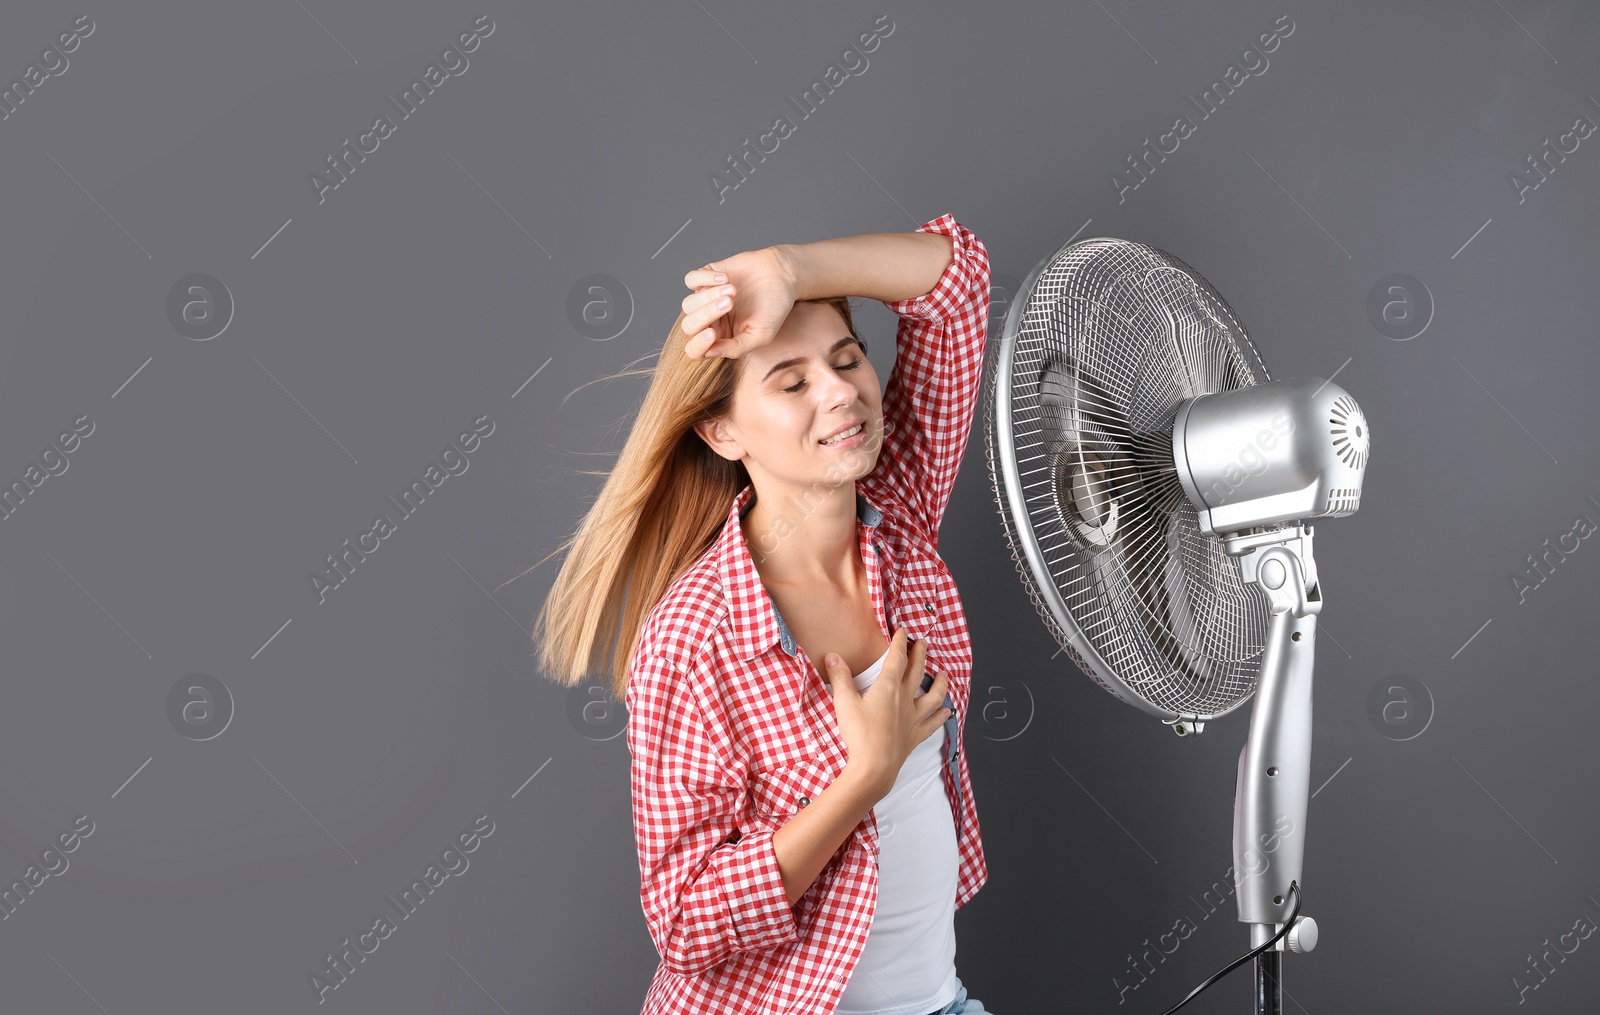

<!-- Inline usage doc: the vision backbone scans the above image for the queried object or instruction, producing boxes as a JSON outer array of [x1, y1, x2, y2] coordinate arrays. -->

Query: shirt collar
[[716, 481, 884, 663]]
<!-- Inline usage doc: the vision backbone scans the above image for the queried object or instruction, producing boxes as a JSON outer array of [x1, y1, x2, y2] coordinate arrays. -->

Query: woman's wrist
[[839, 754, 892, 805], [771, 242, 806, 296]]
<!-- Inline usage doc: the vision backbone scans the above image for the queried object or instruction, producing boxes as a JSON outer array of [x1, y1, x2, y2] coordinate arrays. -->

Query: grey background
[[0, 1, 1597, 1012]]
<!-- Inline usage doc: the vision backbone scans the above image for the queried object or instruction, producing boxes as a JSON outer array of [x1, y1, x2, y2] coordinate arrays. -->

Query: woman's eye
[[784, 358, 863, 393]]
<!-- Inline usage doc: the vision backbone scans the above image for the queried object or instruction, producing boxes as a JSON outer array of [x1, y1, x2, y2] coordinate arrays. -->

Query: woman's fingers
[[684, 266, 729, 290], [924, 671, 952, 726], [682, 312, 715, 348], [904, 635, 928, 683], [684, 308, 728, 354], [685, 322, 733, 360], [681, 286, 736, 354], [692, 332, 726, 359], [680, 284, 734, 319]]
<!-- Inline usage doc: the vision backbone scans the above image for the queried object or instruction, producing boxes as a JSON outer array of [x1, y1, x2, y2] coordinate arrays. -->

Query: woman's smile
[[819, 419, 867, 447]]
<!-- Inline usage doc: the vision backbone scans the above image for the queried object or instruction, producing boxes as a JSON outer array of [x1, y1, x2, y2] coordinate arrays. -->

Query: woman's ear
[[693, 419, 744, 463]]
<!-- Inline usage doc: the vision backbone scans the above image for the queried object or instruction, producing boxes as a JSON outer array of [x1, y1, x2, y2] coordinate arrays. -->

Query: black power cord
[[1154, 881, 1303, 1015]]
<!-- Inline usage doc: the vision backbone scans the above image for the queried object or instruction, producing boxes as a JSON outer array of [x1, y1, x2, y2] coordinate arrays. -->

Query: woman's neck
[[741, 488, 864, 594]]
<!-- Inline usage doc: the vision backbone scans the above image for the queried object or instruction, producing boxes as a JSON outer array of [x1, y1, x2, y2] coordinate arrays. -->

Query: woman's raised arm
[[778, 227, 954, 306]]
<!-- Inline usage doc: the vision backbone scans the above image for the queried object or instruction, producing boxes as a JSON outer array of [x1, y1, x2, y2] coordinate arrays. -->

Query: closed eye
[[785, 358, 863, 393]]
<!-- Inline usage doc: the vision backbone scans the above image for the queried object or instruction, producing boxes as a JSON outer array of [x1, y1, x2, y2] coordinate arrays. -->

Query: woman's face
[[696, 301, 884, 492]]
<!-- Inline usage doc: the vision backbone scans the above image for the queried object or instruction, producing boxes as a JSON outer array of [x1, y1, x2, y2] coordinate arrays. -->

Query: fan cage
[[983, 237, 1280, 720]]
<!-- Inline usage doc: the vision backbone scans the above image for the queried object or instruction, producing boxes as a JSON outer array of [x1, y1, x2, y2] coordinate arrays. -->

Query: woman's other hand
[[681, 246, 798, 361], [823, 626, 950, 802]]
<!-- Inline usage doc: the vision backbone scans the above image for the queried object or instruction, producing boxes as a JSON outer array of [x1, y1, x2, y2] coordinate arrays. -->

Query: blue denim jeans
[[925, 975, 990, 1014]]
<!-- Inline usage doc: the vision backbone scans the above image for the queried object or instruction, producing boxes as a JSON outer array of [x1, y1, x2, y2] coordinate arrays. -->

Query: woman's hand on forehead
[[681, 247, 798, 362]]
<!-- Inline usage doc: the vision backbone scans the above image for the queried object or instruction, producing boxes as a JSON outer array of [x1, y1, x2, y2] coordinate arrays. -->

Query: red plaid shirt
[[627, 213, 991, 1015]]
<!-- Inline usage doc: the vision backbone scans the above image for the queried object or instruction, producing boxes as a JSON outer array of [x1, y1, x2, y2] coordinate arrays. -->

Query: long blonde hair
[[525, 295, 862, 701]]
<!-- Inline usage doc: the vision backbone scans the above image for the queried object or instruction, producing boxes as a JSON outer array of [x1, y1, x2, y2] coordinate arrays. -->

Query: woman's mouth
[[819, 422, 866, 448]]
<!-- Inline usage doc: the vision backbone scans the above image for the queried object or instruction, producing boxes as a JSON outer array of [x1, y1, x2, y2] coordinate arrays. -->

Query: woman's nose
[[820, 366, 857, 402]]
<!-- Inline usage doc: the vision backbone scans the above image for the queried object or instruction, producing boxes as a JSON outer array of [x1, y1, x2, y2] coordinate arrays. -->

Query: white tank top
[[825, 645, 961, 1015]]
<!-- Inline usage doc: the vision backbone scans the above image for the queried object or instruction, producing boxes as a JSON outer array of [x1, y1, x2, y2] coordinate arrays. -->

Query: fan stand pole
[[1228, 527, 1321, 1015], [1253, 948, 1284, 1014]]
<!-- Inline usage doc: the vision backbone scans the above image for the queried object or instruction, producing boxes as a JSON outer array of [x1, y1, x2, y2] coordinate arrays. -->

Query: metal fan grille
[[984, 238, 1275, 719]]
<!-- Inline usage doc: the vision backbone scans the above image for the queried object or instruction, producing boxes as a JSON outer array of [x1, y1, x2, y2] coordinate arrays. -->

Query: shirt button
[[798, 796, 810, 808]]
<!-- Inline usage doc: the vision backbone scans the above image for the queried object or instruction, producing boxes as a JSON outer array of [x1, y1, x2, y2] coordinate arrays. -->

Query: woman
[[534, 213, 995, 1015]]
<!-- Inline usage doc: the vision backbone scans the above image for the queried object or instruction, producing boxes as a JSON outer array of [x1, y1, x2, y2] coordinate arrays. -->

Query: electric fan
[[983, 235, 1369, 1014]]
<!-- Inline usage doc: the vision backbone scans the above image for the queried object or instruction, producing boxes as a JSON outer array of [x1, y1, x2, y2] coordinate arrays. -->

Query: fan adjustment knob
[[1260, 558, 1287, 589], [1285, 915, 1318, 953]]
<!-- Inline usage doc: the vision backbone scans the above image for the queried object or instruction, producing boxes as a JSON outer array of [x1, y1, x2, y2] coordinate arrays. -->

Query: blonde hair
[[524, 295, 862, 701]]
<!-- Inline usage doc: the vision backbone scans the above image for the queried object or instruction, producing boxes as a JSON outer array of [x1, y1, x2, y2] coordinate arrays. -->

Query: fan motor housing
[[1172, 376, 1368, 536]]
